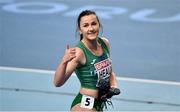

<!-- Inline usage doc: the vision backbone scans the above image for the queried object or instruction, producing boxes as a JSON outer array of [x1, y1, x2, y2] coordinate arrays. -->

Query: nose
[[88, 25, 94, 31]]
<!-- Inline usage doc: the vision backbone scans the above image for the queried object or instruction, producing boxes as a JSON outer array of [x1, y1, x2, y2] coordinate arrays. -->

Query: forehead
[[80, 14, 98, 24]]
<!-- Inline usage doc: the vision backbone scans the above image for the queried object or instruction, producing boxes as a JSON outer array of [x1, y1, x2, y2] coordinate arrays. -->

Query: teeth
[[88, 33, 95, 34], [88, 32, 95, 34]]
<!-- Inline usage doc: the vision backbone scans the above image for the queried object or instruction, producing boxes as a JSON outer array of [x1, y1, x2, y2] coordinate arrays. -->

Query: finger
[[70, 54, 76, 59], [70, 50, 76, 53], [70, 53, 76, 56], [69, 48, 76, 51]]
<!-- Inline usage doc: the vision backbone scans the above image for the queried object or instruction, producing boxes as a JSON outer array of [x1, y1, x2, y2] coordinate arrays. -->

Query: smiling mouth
[[88, 32, 96, 35], [88, 33, 95, 35], [88, 33, 97, 37]]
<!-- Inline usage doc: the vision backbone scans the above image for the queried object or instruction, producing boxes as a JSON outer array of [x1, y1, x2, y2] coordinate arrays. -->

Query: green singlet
[[75, 37, 111, 89]]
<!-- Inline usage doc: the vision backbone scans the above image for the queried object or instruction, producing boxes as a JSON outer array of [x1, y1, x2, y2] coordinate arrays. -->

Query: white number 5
[[80, 95, 95, 109]]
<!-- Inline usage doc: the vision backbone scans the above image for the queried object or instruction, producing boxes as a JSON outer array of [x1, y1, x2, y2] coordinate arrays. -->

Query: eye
[[92, 22, 97, 26], [83, 24, 89, 27]]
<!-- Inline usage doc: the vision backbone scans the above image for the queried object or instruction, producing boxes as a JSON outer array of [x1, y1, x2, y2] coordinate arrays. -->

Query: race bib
[[94, 59, 111, 87], [80, 95, 95, 109]]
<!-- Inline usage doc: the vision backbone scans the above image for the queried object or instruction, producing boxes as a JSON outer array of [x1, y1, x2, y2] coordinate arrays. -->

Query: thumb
[[66, 44, 70, 49]]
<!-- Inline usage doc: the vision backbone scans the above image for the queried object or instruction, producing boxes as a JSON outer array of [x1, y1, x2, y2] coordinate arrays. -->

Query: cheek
[[95, 27, 100, 32], [81, 29, 88, 34], [95, 25, 100, 30], [79, 28, 86, 34]]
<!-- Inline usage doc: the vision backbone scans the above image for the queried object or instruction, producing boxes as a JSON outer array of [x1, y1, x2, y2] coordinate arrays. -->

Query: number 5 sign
[[80, 95, 95, 109]]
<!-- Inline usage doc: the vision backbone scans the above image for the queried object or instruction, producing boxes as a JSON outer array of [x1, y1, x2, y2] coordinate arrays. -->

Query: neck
[[82, 37, 103, 56], [82, 38, 99, 50]]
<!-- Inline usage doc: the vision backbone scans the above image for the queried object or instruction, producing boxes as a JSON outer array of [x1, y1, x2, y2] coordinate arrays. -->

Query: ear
[[79, 30, 82, 35]]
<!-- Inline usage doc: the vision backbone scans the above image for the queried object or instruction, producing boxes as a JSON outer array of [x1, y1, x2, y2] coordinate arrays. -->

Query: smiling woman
[[54, 10, 120, 111]]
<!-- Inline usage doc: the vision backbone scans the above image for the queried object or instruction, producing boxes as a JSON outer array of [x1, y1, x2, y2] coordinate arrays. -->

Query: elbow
[[53, 80, 64, 87], [54, 81, 61, 87], [54, 82, 60, 87], [53, 73, 63, 87]]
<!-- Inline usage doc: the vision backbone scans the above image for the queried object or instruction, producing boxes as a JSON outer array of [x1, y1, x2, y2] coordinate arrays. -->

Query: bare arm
[[109, 72, 118, 88], [54, 45, 84, 87], [101, 37, 118, 88]]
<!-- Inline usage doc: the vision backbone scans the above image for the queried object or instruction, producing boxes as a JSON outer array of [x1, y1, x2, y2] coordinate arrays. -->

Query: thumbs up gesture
[[62, 45, 76, 63]]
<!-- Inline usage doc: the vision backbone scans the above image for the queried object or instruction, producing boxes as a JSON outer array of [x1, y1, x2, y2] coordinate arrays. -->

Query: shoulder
[[74, 47, 86, 65], [75, 47, 84, 57], [100, 37, 110, 50]]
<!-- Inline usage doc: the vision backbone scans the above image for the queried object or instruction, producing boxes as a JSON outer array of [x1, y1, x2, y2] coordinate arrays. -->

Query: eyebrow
[[81, 20, 97, 25]]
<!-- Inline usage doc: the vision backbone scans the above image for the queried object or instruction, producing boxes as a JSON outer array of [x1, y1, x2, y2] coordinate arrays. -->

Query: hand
[[101, 87, 120, 101], [106, 87, 121, 98], [62, 45, 76, 63]]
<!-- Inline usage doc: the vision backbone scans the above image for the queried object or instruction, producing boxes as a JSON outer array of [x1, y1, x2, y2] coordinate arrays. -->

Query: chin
[[88, 35, 98, 40]]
